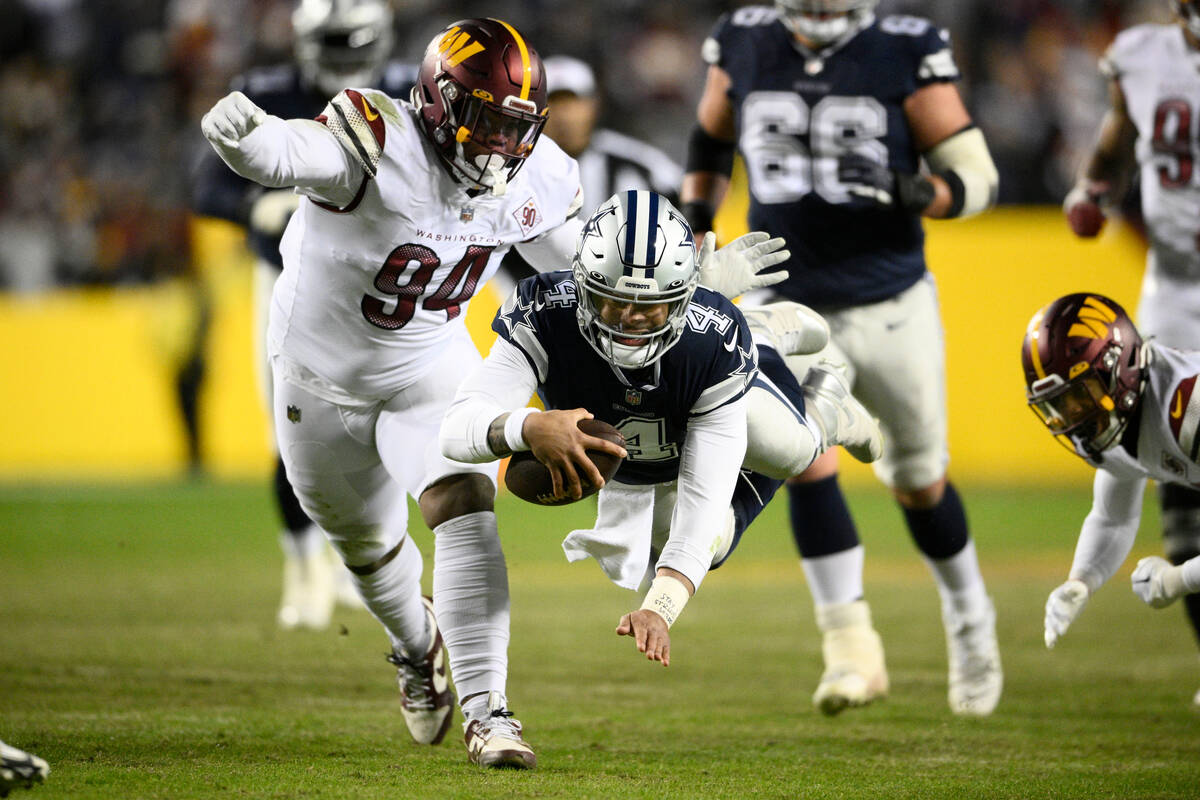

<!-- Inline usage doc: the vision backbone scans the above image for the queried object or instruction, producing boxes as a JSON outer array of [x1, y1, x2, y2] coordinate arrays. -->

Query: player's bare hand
[[201, 91, 267, 150], [616, 609, 672, 667], [524, 409, 625, 500]]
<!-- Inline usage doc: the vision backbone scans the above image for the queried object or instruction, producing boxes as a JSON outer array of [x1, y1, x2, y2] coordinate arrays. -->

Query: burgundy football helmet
[[412, 18, 548, 193], [1176, 0, 1200, 38], [1021, 293, 1148, 459]]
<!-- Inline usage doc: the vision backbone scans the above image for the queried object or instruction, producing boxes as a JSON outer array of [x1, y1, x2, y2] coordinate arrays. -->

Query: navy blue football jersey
[[190, 61, 417, 267], [706, 8, 960, 309], [493, 272, 758, 485]]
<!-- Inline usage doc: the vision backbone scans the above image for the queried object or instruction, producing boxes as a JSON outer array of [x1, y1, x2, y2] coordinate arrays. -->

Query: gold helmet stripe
[[490, 18, 532, 99], [1027, 307, 1047, 379]]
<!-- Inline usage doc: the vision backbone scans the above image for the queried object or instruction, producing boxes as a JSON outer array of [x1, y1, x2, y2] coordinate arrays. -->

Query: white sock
[[347, 537, 430, 658], [433, 511, 510, 704], [925, 539, 990, 619], [280, 522, 326, 559], [801, 545, 865, 606]]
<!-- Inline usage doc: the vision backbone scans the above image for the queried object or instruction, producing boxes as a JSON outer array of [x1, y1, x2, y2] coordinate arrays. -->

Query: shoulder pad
[[1169, 374, 1200, 462], [321, 89, 386, 179]]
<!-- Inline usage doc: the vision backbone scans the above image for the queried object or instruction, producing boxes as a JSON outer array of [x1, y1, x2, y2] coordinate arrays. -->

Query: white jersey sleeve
[[440, 338, 539, 464], [1069, 469, 1147, 592], [212, 115, 362, 207], [655, 395, 747, 590]]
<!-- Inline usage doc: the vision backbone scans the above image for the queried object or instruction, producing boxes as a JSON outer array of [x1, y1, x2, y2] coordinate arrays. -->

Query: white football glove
[[1044, 578, 1090, 649], [697, 231, 789, 299], [1131, 556, 1185, 609], [201, 91, 267, 151]]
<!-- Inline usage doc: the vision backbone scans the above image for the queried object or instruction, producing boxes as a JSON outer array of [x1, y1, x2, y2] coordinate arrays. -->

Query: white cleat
[[945, 598, 1003, 716], [387, 597, 454, 745], [742, 301, 831, 356], [277, 536, 336, 631], [0, 740, 48, 796], [463, 691, 536, 769], [812, 600, 889, 716], [1193, 687, 1200, 709], [801, 365, 883, 463]]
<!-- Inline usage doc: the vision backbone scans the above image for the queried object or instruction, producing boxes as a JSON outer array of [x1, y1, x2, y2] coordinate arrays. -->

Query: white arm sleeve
[[210, 116, 362, 208], [655, 397, 747, 591], [514, 214, 585, 273], [1069, 469, 1146, 592], [440, 338, 540, 464]]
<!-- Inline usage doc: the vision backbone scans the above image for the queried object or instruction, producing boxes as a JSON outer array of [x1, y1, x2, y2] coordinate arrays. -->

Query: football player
[[200, 22, 791, 770], [1061, 0, 1200, 705], [678, 1, 1003, 716], [0, 739, 48, 796], [191, 0, 412, 632], [440, 190, 883, 673], [1024, 294, 1200, 672]]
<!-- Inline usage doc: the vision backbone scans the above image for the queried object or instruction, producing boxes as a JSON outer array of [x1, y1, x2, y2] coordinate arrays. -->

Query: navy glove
[[837, 153, 935, 213]]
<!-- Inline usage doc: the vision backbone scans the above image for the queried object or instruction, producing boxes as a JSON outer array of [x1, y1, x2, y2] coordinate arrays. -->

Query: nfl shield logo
[[625, 389, 642, 406], [460, 206, 474, 222], [286, 405, 302, 424]]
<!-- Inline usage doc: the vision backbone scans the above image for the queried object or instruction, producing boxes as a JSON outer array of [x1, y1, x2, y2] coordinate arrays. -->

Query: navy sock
[[787, 475, 860, 558], [274, 456, 314, 535], [902, 482, 969, 560]]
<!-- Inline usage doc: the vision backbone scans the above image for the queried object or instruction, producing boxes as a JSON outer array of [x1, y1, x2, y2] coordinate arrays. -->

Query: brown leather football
[[504, 418, 626, 506]]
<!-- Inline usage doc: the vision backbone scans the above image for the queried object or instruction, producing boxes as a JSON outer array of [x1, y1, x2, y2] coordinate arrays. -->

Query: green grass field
[[3, 481, 1200, 799]]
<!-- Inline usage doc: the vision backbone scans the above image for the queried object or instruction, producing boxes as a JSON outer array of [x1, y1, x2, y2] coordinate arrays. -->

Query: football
[[505, 418, 625, 506]]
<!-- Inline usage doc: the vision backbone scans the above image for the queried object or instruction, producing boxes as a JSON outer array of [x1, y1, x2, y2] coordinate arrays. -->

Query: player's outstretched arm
[[200, 90, 360, 205]]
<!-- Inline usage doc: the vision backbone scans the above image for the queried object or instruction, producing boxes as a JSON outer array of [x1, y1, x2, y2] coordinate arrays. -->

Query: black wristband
[[685, 123, 735, 176], [936, 170, 966, 218], [680, 200, 715, 233]]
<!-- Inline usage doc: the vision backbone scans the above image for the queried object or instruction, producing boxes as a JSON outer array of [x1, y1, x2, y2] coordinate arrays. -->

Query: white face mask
[[785, 13, 852, 46]]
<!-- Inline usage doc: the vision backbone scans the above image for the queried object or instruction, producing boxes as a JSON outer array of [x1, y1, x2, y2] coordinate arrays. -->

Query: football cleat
[[276, 529, 336, 631], [801, 364, 883, 463], [944, 598, 1003, 716], [386, 597, 454, 745], [1192, 687, 1200, 708], [0, 740, 48, 796], [463, 691, 536, 769], [812, 600, 889, 716], [742, 301, 830, 356]]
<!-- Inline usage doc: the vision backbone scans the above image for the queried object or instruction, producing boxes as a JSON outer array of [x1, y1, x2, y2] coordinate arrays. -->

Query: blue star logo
[[501, 291, 539, 338]]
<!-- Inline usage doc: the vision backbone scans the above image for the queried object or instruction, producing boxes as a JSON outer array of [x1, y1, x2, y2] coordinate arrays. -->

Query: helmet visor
[[1029, 373, 1118, 455], [456, 98, 545, 160]]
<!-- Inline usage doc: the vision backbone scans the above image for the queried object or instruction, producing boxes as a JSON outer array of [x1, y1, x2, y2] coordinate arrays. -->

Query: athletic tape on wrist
[[640, 575, 691, 628], [504, 408, 539, 453]]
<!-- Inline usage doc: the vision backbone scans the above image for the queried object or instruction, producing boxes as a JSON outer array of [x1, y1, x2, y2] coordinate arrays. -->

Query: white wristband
[[504, 407, 539, 453], [640, 575, 691, 628]]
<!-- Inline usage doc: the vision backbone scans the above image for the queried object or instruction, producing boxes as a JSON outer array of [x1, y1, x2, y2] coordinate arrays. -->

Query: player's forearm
[[440, 341, 539, 463], [679, 171, 730, 235], [656, 400, 746, 590], [1069, 472, 1146, 591], [213, 117, 358, 200]]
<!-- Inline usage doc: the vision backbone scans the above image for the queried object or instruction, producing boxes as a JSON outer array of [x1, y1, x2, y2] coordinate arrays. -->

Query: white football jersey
[[1103, 24, 1200, 263], [270, 88, 581, 400], [1093, 343, 1200, 487]]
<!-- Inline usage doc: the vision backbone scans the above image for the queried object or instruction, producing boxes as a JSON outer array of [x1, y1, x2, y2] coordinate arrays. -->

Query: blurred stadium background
[[3, 2, 1199, 798]]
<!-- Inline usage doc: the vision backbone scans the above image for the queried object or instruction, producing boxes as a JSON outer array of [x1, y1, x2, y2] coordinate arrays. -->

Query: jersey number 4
[[741, 92, 888, 205], [361, 243, 495, 330]]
